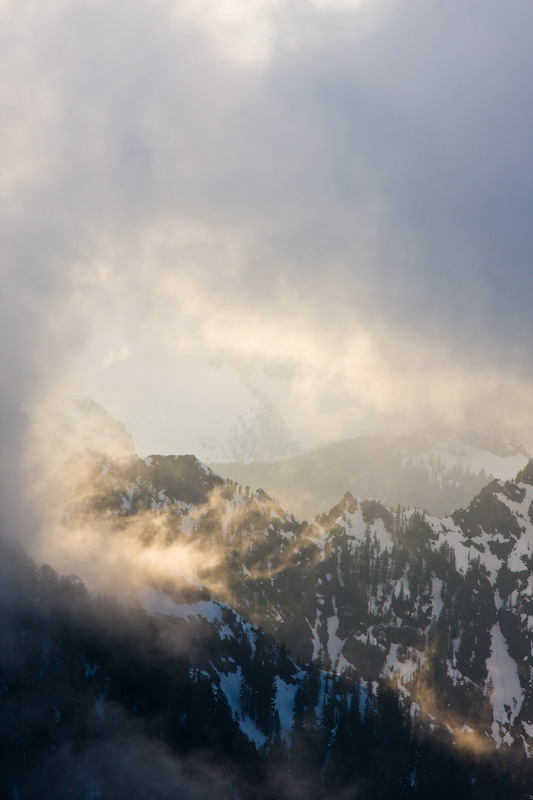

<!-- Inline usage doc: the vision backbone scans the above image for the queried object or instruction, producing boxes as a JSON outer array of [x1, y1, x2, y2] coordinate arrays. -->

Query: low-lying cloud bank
[[2, 0, 533, 548]]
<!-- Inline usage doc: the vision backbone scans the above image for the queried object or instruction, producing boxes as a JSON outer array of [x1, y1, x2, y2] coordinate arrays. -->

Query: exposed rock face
[[54, 449, 533, 754]]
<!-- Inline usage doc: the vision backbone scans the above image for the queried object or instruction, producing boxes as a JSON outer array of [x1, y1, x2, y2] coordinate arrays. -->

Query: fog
[[2, 0, 533, 541]]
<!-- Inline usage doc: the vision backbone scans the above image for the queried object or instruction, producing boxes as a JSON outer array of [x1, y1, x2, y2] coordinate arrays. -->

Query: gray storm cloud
[[2, 0, 533, 545]]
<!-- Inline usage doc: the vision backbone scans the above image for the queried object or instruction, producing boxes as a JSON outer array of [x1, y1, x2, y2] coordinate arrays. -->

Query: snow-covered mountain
[[7, 447, 533, 796], [49, 449, 533, 759], [210, 423, 530, 519]]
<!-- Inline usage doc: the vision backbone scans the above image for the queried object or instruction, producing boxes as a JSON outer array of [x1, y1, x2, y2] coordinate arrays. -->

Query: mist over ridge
[[210, 421, 531, 520], [5, 391, 533, 795], [2, 0, 533, 494], [23, 438, 533, 755], [2, 0, 533, 793]]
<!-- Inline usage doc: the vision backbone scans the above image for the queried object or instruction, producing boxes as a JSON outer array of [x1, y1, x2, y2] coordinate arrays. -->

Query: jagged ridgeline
[[210, 425, 530, 519], [47, 452, 533, 759]]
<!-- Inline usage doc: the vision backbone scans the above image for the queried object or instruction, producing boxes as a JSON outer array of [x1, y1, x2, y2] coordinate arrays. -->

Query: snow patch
[[370, 517, 394, 552], [217, 668, 268, 748], [307, 616, 322, 661], [486, 623, 524, 744], [431, 577, 444, 621], [275, 676, 300, 741], [384, 643, 421, 685], [326, 600, 350, 672]]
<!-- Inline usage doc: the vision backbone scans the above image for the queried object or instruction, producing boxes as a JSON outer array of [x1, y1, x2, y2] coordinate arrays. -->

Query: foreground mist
[[2, 445, 533, 796], [1, 538, 529, 800]]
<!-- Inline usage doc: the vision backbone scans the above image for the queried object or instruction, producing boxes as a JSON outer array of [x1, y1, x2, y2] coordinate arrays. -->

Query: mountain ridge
[[210, 424, 530, 519], [45, 447, 533, 756], [6, 447, 533, 796]]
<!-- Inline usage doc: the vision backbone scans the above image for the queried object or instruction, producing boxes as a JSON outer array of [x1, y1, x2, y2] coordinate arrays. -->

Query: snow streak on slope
[[486, 623, 524, 746], [136, 585, 315, 747]]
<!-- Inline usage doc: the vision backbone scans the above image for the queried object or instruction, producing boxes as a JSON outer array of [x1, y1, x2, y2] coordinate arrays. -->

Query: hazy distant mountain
[[64, 397, 137, 457], [199, 383, 301, 464], [210, 423, 530, 519], [36, 397, 137, 466]]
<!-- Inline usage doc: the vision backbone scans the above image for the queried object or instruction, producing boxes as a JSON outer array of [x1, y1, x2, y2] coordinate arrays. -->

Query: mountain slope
[[8, 447, 533, 795], [1, 537, 529, 800], [0, 541, 451, 800], [49, 448, 533, 758], [210, 423, 530, 518]]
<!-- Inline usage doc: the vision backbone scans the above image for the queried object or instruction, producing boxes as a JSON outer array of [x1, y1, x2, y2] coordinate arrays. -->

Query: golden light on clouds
[[1, 0, 533, 498]]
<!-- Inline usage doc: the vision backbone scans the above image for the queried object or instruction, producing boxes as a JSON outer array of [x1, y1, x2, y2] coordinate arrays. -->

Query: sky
[[2, 0, 533, 501]]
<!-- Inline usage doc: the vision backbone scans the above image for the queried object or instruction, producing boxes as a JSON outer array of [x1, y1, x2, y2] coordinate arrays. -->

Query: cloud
[[104, 347, 131, 367], [2, 0, 533, 548]]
